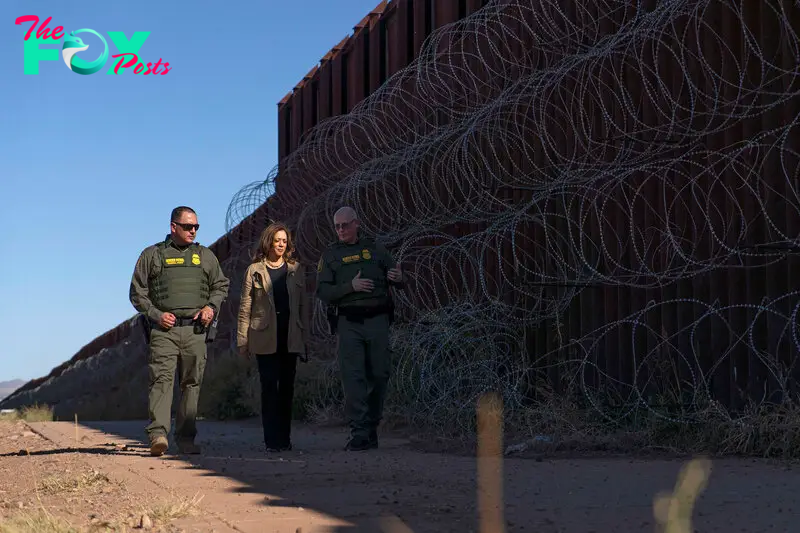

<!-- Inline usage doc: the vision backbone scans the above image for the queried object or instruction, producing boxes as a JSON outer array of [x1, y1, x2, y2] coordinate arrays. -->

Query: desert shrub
[[198, 352, 260, 420]]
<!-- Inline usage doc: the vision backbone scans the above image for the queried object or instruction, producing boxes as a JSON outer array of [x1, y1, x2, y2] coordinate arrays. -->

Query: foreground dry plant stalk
[[379, 513, 415, 533], [381, 391, 507, 533], [653, 457, 712, 533], [477, 392, 505, 533]]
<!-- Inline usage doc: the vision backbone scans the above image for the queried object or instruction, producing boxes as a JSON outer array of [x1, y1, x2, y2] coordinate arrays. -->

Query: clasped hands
[[351, 264, 402, 293], [158, 305, 214, 329]]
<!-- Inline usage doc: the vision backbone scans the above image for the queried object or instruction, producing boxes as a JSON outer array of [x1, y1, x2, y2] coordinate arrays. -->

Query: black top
[[267, 262, 289, 315]]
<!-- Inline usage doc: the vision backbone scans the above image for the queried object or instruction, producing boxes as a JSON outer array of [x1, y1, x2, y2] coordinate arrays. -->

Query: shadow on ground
[[0, 446, 144, 457], [59, 417, 800, 533], [76, 418, 476, 533]]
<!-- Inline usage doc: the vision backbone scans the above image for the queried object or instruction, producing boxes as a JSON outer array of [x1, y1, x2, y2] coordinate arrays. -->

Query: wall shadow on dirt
[[0, 446, 141, 458], [41, 415, 799, 533], [77, 418, 481, 533]]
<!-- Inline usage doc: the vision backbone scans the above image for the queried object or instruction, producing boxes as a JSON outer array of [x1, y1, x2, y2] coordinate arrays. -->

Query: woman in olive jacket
[[237, 222, 309, 452]]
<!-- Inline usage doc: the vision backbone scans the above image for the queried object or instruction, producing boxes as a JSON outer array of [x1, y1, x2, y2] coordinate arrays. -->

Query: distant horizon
[[0, 379, 25, 401]]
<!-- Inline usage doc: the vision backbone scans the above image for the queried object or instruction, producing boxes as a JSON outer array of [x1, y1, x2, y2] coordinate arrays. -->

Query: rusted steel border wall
[[268, 0, 800, 412]]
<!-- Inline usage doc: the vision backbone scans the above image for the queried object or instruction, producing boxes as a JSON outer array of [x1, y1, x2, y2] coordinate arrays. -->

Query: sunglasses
[[173, 222, 200, 231], [334, 220, 354, 230]]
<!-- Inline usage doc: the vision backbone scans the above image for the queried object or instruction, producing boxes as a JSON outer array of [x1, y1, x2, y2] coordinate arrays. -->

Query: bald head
[[334, 206, 357, 220], [333, 206, 359, 244]]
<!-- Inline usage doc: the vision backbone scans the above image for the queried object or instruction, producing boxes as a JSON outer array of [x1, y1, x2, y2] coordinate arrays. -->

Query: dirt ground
[[0, 418, 219, 532], [1, 416, 799, 532]]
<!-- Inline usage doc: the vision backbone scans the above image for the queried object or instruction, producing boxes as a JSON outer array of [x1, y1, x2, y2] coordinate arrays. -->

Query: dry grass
[[0, 405, 54, 423], [0, 508, 80, 533], [0, 456, 201, 533], [292, 349, 800, 460], [180, 327, 800, 459], [198, 352, 260, 420], [0, 491, 203, 533], [382, 392, 713, 533], [474, 392, 712, 533], [199, 350, 344, 424], [497, 369, 800, 459], [90, 492, 205, 531], [36, 470, 112, 496], [145, 492, 204, 523], [306, 402, 345, 427]]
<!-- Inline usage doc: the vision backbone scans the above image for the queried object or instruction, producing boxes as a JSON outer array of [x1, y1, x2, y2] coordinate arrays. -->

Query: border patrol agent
[[316, 206, 404, 451], [129, 206, 230, 456]]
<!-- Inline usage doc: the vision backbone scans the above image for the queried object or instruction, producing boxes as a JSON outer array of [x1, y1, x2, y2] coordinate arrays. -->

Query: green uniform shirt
[[316, 234, 403, 309], [129, 235, 230, 321]]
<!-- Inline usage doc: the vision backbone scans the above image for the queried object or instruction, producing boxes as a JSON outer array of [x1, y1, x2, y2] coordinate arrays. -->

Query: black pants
[[255, 312, 297, 449]]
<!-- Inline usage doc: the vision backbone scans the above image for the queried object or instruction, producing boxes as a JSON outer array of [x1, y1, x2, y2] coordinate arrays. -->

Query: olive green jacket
[[129, 236, 230, 322], [316, 234, 404, 308], [237, 260, 310, 355]]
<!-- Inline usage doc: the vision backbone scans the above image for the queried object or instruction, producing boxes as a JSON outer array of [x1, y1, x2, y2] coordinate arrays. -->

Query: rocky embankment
[[1, 315, 153, 420]]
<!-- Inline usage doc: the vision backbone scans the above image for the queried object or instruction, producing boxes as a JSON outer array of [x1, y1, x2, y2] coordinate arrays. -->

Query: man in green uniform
[[316, 206, 404, 451], [129, 206, 230, 457]]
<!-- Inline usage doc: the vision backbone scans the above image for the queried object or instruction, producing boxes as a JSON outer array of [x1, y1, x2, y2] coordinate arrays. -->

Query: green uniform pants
[[337, 313, 391, 439], [146, 324, 207, 443]]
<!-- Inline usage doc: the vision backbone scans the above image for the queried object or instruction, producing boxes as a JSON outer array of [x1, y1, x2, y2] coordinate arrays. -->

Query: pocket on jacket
[[250, 313, 270, 331], [250, 300, 272, 331]]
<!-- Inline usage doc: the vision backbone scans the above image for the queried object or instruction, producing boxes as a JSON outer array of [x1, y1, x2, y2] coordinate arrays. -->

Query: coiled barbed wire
[[223, 0, 800, 435]]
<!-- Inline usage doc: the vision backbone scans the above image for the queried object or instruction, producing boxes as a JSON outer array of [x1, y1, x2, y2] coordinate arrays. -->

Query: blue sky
[[0, 0, 382, 382]]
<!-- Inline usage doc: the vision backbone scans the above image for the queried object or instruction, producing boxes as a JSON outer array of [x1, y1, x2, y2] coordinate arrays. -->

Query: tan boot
[[149, 435, 168, 457]]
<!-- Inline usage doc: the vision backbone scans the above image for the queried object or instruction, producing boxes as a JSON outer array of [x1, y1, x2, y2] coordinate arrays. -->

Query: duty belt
[[152, 316, 197, 327], [338, 304, 391, 322]]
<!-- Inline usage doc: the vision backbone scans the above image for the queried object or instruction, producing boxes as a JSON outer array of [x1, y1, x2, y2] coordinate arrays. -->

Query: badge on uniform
[[361, 249, 371, 260], [192, 253, 201, 265]]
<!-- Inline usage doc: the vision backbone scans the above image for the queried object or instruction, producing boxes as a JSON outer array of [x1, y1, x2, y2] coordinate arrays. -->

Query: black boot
[[345, 434, 371, 451]]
